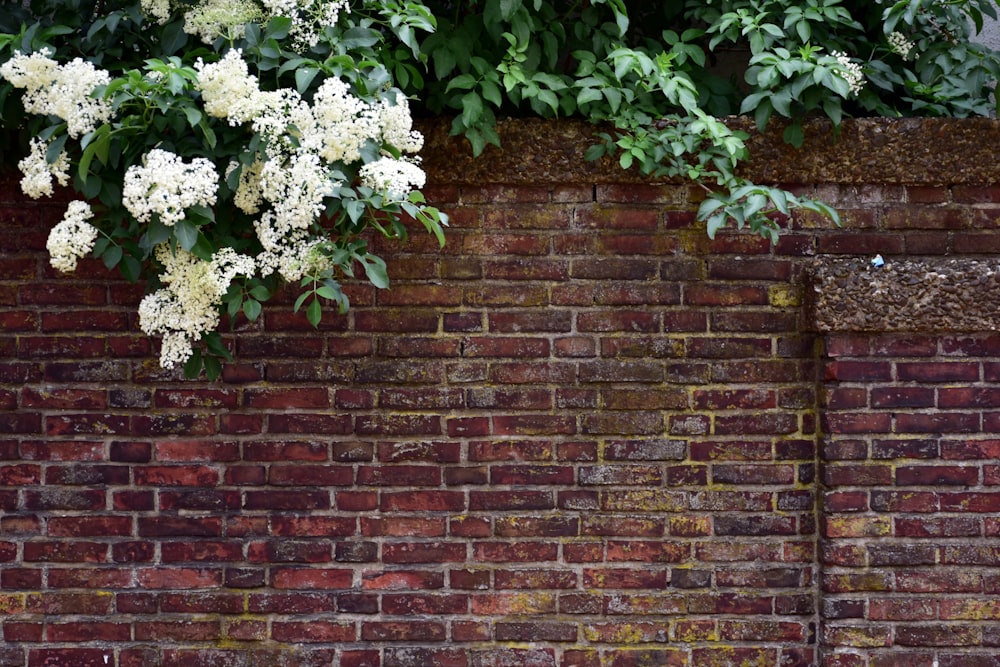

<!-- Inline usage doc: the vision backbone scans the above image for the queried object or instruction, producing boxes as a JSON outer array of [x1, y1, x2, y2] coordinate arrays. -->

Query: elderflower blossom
[[195, 49, 263, 124], [253, 87, 316, 146], [141, 0, 173, 23], [184, 0, 264, 43], [0, 50, 112, 137], [254, 225, 329, 282], [18, 137, 70, 199], [359, 156, 426, 200], [378, 96, 424, 154], [227, 159, 266, 214], [138, 245, 255, 368], [122, 149, 219, 226], [46, 201, 99, 273], [888, 31, 916, 60], [308, 76, 380, 164], [259, 151, 335, 231], [261, 0, 350, 50], [832, 51, 865, 96]]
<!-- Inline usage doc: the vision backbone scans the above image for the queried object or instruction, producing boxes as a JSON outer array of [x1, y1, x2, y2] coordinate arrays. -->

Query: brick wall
[[1, 118, 999, 667]]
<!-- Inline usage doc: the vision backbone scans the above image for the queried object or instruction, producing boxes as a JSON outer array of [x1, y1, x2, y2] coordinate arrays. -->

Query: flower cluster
[[138, 245, 255, 368], [360, 156, 426, 200], [18, 137, 70, 199], [183, 0, 264, 43], [832, 51, 865, 96], [196, 49, 426, 284], [262, 0, 350, 50], [195, 49, 261, 124], [46, 202, 99, 273], [888, 31, 916, 60], [0, 49, 112, 137], [122, 149, 220, 226], [143, 0, 349, 49], [1, 0, 445, 377]]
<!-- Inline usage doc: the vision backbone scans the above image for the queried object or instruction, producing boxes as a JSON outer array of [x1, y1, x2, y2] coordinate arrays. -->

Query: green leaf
[[783, 122, 805, 147], [160, 19, 187, 55], [461, 91, 484, 128], [295, 67, 320, 94], [243, 298, 262, 321], [203, 355, 222, 381], [183, 349, 203, 378], [584, 143, 606, 161], [362, 255, 390, 289], [102, 244, 123, 270], [174, 220, 198, 251], [306, 297, 322, 327], [249, 285, 271, 301], [120, 256, 141, 283], [446, 73, 477, 92], [480, 78, 503, 107], [45, 133, 68, 163], [182, 106, 202, 128]]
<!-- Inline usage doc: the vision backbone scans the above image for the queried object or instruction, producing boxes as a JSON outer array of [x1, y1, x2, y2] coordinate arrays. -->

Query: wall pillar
[[814, 257, 1000, 667]]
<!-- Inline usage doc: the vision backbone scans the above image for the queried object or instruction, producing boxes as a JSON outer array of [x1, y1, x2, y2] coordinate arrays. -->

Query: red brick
[[27, 649, 115, 667], [271, 621, 355, 642]]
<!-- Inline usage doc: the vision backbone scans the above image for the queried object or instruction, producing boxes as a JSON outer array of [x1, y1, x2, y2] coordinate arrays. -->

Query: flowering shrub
[[1, 0, 998, 377], [0, 0, 446, 378]]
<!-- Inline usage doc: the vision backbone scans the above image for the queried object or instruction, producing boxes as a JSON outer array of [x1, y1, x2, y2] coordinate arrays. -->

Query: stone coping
[[417, 116, 1000, 187], [810, 256, 1000, 332]]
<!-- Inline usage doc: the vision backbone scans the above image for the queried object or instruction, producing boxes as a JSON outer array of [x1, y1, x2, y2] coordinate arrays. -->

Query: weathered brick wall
[[1, 118, 999, 667]]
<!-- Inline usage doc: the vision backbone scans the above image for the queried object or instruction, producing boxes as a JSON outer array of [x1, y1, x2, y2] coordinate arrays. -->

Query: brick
[[26, 649, 115, 667], [271, 621, 355, 642], [896, 625, 981, 646]]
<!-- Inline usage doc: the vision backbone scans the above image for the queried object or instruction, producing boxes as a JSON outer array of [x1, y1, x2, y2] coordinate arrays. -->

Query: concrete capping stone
[[417, 116, 1000, 187], [810, 256, 1000, 332]]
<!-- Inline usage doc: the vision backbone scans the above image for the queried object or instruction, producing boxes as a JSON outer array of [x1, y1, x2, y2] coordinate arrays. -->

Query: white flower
[[0, 49, 58, 89], [888, 31, 915, 60], [831, 51, 865, 96], [184, 0, 263, 43], [308, 76, 380, 164], [18, 137, 70, 199], [228, 159, 266, 214], [378, 96, 423, 154], [252, 87, 315, 145], [0, 50, 112, 137], [138, 245, 255, 368], [261, 0, 351, 50], [46, 201, 99, 273], [258, 151, 337, 236], [122, 149, 219, 226], [195, 49, 263, 124], [359, 156, 426, 199], [141, 0, 173, 23]]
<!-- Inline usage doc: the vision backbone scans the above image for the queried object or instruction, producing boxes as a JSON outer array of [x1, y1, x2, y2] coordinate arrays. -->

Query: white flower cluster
[[360, 156, 426, 200], [194, 50, 426, 283], [143, 0, 349, 49], [122, 149, 219, 226], [888, 32, 916, 60], [308, 77, 380, 164], [46, 201, 99, 273], [138, 245, 255, 368], [195, 50, 262, 124], [229, 159, 266, 214], [141, 0, 172, 23], [262, 0, 351, 50], [0, 49, 112, 138], [18, 137, 70, 199], [378, 96, 424, 154], [184, 0, 264, 43], [832, 51, 865, 96]]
